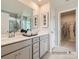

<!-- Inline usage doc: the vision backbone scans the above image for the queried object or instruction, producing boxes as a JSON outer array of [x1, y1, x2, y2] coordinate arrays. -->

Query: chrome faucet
[[9, 31, 15, 38]]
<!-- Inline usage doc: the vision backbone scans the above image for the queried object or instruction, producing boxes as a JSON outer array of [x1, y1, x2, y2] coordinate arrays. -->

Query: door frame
[[58, 8, 77, 51]]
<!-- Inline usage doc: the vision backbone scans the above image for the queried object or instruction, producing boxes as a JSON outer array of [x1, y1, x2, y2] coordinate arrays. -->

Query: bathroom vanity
[[1, 33, 49, 59], [1, 0, 49, 59]]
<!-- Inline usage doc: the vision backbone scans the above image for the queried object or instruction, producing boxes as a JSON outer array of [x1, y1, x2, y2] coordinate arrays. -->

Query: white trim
[[59, 8, 76, 14], [75, 8, 78, 52], [58, 8, 77, 51]]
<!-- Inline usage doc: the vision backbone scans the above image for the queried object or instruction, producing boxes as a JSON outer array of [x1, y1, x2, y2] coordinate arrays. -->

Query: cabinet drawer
[[2, 46, 32, 59], [33, 37, 39, 43], [33, 42, 39, 53], [1, 39, 32, 56], [40, 35, 49, 41], [33, 52, 39, 59]]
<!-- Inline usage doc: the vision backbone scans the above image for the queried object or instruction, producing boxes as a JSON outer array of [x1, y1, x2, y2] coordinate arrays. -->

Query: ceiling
[[20, 0, 73, 7], [32, 0, 49, 6], [52, 0, 77, 7]]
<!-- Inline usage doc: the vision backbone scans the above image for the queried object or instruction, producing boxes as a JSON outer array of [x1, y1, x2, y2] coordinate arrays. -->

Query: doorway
[[60, 10, 76, 51]]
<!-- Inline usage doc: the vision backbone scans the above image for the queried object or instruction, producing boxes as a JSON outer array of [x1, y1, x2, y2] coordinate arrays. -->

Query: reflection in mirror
[[21, 16, 31, 31], [1, 0, 33, 36], [9, 17, 20, 33]]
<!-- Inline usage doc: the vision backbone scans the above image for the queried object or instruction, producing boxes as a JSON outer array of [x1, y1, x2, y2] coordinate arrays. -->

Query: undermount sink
[[22, 29, 38, 37], [23, 33, 38, 37]]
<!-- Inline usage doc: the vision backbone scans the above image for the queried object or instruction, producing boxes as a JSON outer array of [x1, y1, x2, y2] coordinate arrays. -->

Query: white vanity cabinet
[[1, 34, 49, 59], [1, 39, 32, 59], [33, 37, 39, 59], [40, 35, 49, 58], [19, 45, 32, 59], [2, 46, 32, 59]]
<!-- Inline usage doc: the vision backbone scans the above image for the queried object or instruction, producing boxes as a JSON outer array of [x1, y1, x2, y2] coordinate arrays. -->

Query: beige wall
[[61, 12, 76, 41], [61, 13, 75, 25]]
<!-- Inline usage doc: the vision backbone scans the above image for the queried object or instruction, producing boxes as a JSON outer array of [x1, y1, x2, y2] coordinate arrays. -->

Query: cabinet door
[[40, 40, 44, 57], [2, 50, 20, 59], [33, 52, 39, 59], [2, 45, 32, 59], [40, 35, 49, 58], [20, 45, 32, 59], [44, 39, 48, 53]]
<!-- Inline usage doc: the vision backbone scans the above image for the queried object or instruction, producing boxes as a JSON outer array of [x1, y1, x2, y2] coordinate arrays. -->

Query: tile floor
[[61, 41, 76, 51], [41, 38, 77, 59], [41, 46, 77, 59], [41, 52, 77, 59]]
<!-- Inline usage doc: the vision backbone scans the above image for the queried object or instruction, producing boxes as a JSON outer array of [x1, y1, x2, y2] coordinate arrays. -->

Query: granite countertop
[[1, 32, 49, 46]]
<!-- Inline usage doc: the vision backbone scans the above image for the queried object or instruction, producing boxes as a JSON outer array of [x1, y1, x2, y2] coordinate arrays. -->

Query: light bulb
[[38, 0, 42, 2]]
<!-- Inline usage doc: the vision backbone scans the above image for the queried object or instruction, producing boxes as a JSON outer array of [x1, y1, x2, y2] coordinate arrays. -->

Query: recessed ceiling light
[[38, 0, 42, 2], [65, 0, 69, 1]]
